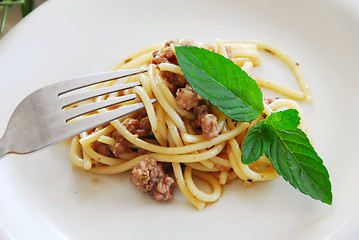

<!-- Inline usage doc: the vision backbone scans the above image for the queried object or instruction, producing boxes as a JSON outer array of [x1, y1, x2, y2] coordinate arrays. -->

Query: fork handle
[[0, 136, 9, 158]]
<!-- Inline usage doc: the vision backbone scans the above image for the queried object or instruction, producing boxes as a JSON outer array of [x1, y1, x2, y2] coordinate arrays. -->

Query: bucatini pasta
[[69, 39, 312, 210]]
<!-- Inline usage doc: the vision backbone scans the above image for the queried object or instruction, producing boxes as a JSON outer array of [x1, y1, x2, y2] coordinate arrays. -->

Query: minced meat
[[175, 84, 202, 110], [122, 116, 152, 138], [92, 141, 112, 157], [132, 157, 175, 201], [112, 109, 154, 157], [112, 133, 132, 157], [199, 113, 219, 139], [151, 42, 178, 65]]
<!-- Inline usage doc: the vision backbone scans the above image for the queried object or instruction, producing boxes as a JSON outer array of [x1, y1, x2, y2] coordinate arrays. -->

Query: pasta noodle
[[69, 39, 312, 210]]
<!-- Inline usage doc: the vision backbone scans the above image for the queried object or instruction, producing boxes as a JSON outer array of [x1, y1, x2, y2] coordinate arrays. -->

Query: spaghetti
[[69, 39, 312, 210]]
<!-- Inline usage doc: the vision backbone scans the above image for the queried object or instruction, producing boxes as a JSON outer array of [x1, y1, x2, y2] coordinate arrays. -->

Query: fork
[[0, 68, 155, 158]]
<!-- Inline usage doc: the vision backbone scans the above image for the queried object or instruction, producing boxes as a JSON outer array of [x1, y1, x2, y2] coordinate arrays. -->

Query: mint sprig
[[242, 110, 332, 204], [175, 46, 332, 205], [241, 121, 268, 164], [175, 46, 264, 122]]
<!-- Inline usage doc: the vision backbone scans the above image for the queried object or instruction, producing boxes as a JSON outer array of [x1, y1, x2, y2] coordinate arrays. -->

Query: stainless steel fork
[[0, 68, 155, 158]]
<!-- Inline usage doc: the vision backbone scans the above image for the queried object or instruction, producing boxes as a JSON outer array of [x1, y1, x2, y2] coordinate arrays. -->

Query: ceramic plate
[[0, 0, 358, 239]]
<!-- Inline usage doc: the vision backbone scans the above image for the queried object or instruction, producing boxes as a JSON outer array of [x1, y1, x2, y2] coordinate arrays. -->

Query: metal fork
[[0, 68, 154, 158]]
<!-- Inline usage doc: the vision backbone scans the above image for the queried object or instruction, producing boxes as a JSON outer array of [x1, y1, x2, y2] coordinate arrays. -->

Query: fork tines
[[57, 68, 147, 95], [0, 68, 156, 157], [57, 68, 155, 131]]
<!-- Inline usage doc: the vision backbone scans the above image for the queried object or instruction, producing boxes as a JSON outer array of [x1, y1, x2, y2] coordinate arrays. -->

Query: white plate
[[1, 0, 359, 239]]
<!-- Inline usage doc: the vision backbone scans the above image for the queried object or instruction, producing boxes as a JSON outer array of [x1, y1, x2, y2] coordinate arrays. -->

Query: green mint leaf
[[266, 126, 332, 205], [241, 109, 332, 204], [266, 109, 301, 130], [241, 121, 269, 164], [175, 46, 264, 122], [174, 46, 332, 205]]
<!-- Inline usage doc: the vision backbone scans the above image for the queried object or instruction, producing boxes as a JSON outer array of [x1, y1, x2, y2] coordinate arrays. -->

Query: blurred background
[[0, 0, 46, 38]]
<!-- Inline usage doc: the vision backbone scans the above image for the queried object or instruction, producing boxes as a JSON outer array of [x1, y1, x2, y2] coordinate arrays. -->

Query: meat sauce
[[95, 40, 230, 202]]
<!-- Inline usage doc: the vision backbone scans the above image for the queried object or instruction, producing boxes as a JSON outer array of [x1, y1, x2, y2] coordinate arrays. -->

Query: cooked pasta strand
[[69, 39, 312, 209]]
